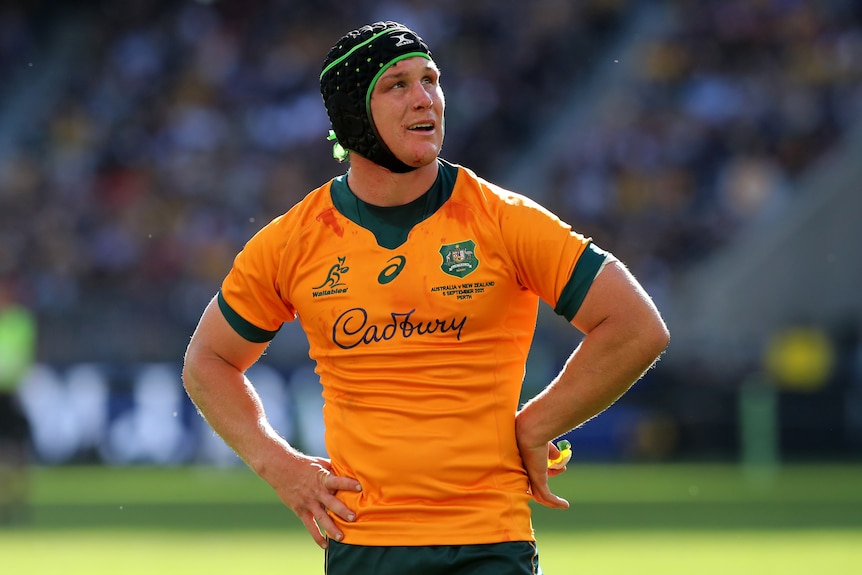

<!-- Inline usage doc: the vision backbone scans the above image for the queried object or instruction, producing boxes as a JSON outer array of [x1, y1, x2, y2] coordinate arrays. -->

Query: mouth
[[407, 122, 435, 132]]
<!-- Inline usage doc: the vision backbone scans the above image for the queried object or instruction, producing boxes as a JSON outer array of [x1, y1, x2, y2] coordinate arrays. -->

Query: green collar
[[330, 160, 458, 249]]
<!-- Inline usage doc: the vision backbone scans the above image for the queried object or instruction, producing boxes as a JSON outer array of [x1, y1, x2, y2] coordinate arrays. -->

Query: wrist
[[515, 407, 547, 450], [245, 432, 297, 480]]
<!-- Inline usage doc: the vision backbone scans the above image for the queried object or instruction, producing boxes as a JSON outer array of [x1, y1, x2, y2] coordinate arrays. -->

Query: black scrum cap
[[320, 21, 432, 173]]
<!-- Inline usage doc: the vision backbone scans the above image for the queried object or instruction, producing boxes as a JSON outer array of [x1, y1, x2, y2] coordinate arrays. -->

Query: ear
[[326, 93, 365, 138]]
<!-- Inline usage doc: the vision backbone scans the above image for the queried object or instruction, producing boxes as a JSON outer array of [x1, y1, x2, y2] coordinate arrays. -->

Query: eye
[[379, 78, 405, 91]]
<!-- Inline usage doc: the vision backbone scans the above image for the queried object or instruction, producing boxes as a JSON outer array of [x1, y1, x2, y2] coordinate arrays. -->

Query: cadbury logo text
[[332, 307, 466, 349]]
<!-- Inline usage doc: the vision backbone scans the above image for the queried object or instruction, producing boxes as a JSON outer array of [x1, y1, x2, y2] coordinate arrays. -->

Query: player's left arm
[[515, 260, 669, 508]]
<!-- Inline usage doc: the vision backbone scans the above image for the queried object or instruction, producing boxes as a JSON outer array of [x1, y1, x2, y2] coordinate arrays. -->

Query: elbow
[[181, 361, 194, 395], [644, 315, 670, 364], [654, 316, 671, 352], [181, 344, 203, 398], [181, 367, 196, 403], [182, 351, 215, 413]]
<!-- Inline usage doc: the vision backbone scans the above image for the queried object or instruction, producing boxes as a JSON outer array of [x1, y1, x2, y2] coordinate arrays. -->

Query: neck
[[346, 155, 440, 207]]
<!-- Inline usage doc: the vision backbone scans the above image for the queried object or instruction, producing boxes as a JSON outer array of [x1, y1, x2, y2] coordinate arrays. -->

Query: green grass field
[[2, 463, 861, 574]]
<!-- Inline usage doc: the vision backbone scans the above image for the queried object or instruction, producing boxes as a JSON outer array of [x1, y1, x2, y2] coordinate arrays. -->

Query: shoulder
[[251, 179, 339, 241], [445, 161, 561, 224]]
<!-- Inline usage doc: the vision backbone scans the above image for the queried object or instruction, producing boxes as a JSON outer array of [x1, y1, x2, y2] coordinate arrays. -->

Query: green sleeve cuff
[[217, 290, 280, 343], [553, 242, 609, 321]]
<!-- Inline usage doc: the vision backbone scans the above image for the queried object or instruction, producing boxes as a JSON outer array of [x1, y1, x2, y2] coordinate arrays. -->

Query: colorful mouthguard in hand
[[547, 439, 572, 470]]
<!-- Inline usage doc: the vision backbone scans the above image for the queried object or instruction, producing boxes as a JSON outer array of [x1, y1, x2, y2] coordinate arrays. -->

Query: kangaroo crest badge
[[439, 240, 479, 278]]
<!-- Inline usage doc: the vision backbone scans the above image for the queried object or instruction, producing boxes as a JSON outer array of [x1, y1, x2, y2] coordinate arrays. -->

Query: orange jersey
[[220, 160, 608, 546]]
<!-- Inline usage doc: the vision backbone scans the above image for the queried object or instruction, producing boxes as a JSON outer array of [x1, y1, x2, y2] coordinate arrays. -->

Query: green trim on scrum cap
[[365, 52, 432, 117], [320, 27, 397, 81]]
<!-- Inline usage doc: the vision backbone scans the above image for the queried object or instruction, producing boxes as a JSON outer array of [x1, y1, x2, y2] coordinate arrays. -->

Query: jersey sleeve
[[219, 215, 297, 343], [495, 189, 612, 321]]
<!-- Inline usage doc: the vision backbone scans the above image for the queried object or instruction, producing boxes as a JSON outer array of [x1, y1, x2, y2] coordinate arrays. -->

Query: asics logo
[[378, 255, 406, 284]]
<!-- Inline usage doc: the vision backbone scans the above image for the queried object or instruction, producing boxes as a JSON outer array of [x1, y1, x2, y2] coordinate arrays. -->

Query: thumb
[[524, 456, 569, 509], [531, 478, 570, 509]]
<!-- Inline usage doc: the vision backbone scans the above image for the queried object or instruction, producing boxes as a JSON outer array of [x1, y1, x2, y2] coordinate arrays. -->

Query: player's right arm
[[182, 295, 360, 549]]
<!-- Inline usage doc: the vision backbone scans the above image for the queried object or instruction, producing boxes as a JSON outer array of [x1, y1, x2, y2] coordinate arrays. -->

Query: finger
[[525, 461, 569, 509], [320, 471, 363, 494], [313, 511, 345, 544], [317, 471, 361, 522], [531, 484, 569, 509], [300, 514, 330, 549], [320, 492, 357, 523]]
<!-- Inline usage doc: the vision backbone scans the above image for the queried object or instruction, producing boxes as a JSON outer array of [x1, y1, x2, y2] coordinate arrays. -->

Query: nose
[[412, 83, 434, 110]]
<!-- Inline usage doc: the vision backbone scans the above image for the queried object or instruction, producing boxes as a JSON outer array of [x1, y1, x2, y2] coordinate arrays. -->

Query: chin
[[406, 145, 442, 167], [405, 157, 438, 170]]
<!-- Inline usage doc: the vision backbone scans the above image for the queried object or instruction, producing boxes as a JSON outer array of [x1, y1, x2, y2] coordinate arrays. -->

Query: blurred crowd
[[543, 0, 862, 310], [1, 0, 861, 365]]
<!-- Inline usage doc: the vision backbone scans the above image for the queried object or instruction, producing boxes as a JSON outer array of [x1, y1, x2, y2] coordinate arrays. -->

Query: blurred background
[[1, 0, 860, 486]]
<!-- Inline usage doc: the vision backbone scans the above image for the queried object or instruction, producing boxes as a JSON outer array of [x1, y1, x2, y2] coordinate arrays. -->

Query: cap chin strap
[[326, 127, 416, 173], [365, 145, 417, 173]]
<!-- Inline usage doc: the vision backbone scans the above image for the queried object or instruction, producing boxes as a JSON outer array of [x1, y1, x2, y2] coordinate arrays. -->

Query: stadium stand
[[2, 0, 860, 462]]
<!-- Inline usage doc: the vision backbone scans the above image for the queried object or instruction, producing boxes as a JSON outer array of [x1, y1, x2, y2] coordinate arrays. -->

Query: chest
[[284, 209, 525, 343]]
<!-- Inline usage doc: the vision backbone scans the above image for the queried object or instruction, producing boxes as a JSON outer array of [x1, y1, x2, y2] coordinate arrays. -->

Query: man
[[183, 21, 669, 574]]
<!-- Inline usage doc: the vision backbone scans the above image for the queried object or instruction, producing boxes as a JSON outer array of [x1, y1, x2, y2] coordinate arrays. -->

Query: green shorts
[[324, 540, 543, 575]]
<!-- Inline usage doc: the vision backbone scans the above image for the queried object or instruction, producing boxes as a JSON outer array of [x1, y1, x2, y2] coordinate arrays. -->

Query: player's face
[[370, 57, 445, 169]]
